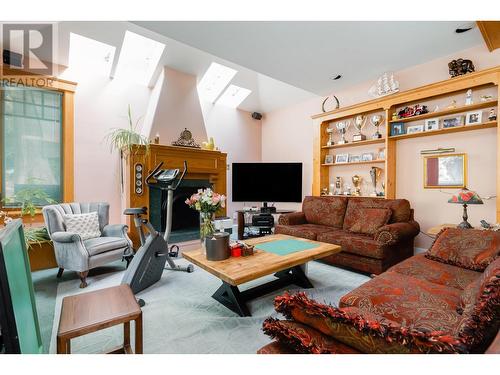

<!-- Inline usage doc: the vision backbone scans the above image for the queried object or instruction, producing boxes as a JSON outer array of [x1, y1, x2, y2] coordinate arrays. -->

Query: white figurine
[[465, 89, 473, 105]]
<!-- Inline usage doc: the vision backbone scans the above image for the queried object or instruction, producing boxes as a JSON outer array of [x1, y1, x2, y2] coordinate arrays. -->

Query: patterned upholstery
[[342, 197, 411, 229], [339, 272, 463, 333], [425, 228, 500, 271], [346, 207, 391, 235], [256, 341, 296, 354], [302, 196, 348, 228], [389, 254, 481, 290], [276, 196, 419, 274], [274, 224, 335, 241]]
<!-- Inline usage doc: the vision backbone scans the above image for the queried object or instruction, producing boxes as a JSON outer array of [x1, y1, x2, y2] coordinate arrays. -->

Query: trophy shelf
[[389, 120, 497, 141], [388, 99, 498, 124], [321, 159, 385, 167], [321, 138, 385, 149]]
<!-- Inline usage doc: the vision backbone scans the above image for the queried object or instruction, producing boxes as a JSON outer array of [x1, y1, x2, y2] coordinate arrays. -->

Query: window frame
[[0, 66, 76, 221]]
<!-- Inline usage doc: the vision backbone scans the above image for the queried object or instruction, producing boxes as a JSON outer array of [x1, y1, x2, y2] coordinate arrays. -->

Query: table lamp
[[448, 187, 483, 229]]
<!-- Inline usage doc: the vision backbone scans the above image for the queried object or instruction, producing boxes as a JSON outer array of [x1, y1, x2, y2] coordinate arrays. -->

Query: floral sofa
[[275, 196, 420, 274], [258, 228, 500, 354]]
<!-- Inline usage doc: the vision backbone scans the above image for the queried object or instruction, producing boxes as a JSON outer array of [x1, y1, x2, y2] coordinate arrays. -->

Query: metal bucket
[[205, 232, 230, 261]]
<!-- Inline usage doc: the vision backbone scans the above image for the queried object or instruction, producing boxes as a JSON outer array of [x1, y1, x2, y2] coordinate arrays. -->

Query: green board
[[0, 220, 43, 353], [255, 239, 320, 256]]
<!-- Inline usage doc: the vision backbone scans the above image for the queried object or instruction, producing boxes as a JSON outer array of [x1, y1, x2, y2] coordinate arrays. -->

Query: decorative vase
[[200, 211, 216, 252]]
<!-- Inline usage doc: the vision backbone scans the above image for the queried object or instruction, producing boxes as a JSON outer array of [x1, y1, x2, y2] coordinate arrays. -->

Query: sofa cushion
[[388, 253, 481, 290], [317, 229, 387, 259], [272, 292, 467, 353], [64, 211, 101, 240], [339, 272, 463, 333], [425, 228, 500, 271], [342, 198, 411, 230], [302, 196, 348, 228], [262, 318, 360, 354], [346, 207, 391, 235], [274, 223, 334, 241], [83, 236, 129, 256], [457, 257, 500, 352]]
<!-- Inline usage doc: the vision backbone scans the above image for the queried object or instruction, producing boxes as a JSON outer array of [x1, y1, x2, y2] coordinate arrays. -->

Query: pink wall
[[262, 44, 500, 249]]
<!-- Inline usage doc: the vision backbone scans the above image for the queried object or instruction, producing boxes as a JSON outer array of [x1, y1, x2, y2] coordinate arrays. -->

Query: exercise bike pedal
[[186, 264, 194, 273]]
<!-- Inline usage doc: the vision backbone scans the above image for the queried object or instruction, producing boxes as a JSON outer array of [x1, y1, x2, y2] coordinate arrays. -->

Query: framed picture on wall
[[442, 116, 464, 128], [390, 122, 405, 136], [407, 124, 424, 134], [324, 154, 334, 164], [423, 153, 467, 189], [424, 118, 440, 131], [335, 154, 349, 164], [465, 111, 483, 125]]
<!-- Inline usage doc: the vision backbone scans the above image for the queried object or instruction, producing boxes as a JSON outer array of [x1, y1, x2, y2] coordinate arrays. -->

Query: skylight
[[197, 62, 237, 103], [66, 33, 116, 77], [216, 85, 252, 108], [114, 31, 165, 85]]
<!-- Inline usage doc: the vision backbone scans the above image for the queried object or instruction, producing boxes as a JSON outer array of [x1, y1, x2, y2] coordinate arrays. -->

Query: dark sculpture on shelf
[[448, 58, 475, 78], [397, 104, 429, 119]]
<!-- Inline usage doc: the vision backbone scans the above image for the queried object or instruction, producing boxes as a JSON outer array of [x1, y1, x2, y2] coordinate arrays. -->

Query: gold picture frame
[[423, 153, 467, 189]]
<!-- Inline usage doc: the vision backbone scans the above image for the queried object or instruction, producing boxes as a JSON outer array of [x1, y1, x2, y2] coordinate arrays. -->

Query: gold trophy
[[326, 126, 335, 146], [370, 167, 382, 196], [336, 120, 350, 144], [352, 115, 367, 142], [335, 176, 343, 195], [370, 115, 383, 139], [352, 175, 362, 196]]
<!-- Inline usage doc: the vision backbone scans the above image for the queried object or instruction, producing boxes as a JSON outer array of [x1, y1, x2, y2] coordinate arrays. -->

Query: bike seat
[[124, 207, 148, 215]]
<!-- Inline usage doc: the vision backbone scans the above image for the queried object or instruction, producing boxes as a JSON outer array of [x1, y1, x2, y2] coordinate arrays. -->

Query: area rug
[[49, 259, 369, 354]]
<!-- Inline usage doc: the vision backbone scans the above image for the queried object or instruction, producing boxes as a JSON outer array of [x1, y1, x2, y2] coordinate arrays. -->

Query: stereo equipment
[[251, 214, 274, 228], [251, 112, 263, 120], [134, 163, 144, 195]]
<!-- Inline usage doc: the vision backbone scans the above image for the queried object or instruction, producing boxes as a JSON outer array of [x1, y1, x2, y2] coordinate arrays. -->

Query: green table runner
[[255, 239, 320, 256]]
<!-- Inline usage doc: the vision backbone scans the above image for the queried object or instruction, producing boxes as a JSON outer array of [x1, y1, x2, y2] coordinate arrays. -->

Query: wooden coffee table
[[182, 234, 341, 316]]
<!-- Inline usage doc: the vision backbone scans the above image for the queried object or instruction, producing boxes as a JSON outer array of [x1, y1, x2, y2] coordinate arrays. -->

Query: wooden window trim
[[0, 66, 77, 220]]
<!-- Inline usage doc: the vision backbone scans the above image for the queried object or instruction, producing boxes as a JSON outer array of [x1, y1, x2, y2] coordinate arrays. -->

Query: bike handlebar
[[173, 161, 188, 190], [146, 162, 164, 184]]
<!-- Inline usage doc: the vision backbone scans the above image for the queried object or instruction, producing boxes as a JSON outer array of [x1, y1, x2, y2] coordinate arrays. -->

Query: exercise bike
[[121, 161, 194, 304]]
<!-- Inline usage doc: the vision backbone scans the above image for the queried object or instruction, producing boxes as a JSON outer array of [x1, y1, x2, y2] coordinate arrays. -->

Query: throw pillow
[[347, 207, 392, 235], [64, 212, 101, 240], [457, 257, 500, 352], [425, 228, 500, 271]]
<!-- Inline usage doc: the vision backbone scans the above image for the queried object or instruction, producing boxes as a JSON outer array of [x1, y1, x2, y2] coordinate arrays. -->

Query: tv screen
[[232, 162, 302, 203]]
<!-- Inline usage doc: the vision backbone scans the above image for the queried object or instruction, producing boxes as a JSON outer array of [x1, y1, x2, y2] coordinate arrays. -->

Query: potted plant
[[185, 188, 226, 251]]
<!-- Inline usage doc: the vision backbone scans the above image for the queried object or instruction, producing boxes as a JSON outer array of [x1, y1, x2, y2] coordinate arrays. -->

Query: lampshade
[[448, 188, 484, 205]]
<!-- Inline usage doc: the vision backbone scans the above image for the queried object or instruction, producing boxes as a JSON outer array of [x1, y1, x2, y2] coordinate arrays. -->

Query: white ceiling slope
[[133, 21, 484, 95], [55, 21, 314, 113]]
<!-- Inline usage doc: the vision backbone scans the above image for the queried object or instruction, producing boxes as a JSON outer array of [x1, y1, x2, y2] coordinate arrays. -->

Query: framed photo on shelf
[[465, 111, 482, 125], [335, 154, 349, 164], [424, 118, 439, 131], [390, 122, 405, 136], [361, 153, 373, 161], [377, 147, 386, 160], [407, 124, 424, 134], [442, 115, 464, 128], [349, 155, 361, 163], [324, 154, 334, 164]]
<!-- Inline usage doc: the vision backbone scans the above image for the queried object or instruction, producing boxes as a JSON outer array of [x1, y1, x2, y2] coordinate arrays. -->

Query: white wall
[[262, 44, 500, 248]]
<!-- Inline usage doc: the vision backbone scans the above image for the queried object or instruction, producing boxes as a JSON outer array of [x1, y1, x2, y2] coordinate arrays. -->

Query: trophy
[[335, 176, 343, 195], [352, 175, 362, 196], [370, 115, 383, 139], [336, 120, 350, 144], [326, 126, 334, 146], [352, 115, 367, 142], [370, 167, 382, 197]]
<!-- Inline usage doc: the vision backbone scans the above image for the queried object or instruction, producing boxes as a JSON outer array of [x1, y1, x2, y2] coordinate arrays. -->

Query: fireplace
[[124, 144, 227, 246], [149, 179, 212, 243]]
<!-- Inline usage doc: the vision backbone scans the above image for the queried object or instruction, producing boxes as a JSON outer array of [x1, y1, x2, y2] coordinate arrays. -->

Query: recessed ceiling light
[[197, 62, 237, 103], [216, 84, 251, 108], [330, 75, 342, 80]]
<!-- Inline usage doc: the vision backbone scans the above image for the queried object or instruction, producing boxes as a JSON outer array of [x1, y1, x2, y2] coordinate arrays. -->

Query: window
[[197, 62, 237, 103], [1, 85, 63, 207], [216, 84, 252, 108]]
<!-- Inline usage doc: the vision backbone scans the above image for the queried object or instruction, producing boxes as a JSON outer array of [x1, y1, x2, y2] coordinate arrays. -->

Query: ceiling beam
[[477, 21, 500, 52]]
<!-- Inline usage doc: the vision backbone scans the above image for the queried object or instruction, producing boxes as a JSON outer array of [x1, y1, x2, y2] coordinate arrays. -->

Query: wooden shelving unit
[[388, 100, 498, 123], [321, 159, 385, 167], [321, 138, 385, 149], [311, 66, 500, 221], [389, 121, 497, 140]]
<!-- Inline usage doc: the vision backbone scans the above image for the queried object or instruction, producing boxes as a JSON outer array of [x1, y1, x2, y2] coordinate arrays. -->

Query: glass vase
[[200, 211, 216, 252]]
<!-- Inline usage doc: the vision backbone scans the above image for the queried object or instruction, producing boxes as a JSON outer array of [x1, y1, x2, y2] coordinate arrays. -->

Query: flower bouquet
[[185, 188, 226, 249]]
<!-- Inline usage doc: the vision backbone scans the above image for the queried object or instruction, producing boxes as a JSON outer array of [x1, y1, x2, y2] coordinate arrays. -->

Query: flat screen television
[[232, 162, 302, 204]]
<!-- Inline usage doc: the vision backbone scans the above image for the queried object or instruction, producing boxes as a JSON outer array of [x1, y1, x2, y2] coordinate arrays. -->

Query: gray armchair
[[42, 202, 133, 288]]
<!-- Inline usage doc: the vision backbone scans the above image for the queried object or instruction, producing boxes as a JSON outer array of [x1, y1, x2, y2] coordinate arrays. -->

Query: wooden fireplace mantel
[[124, 144, 227, 245]]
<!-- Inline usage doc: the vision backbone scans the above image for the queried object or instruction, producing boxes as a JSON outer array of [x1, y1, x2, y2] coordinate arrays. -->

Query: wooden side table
[[57, 285, 143, 354], [426, 224, 457, 237]]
